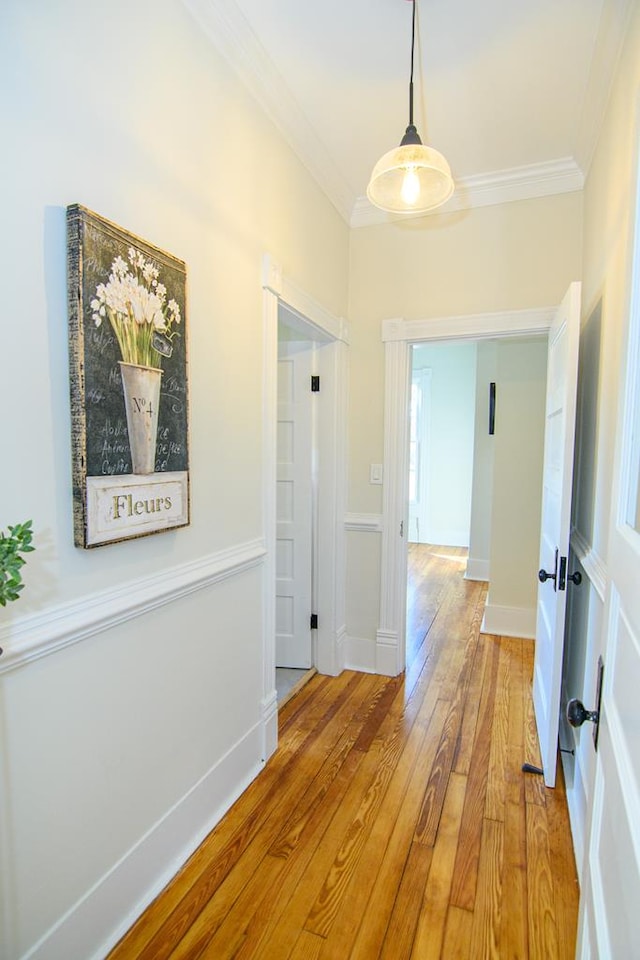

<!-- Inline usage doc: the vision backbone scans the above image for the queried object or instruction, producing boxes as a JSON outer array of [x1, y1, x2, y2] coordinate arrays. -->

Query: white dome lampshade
[[366, 1, 454, 215], [366, 126, 454, 214]]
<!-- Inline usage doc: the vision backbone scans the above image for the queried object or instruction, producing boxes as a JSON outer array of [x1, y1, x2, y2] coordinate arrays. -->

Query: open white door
[[276, 342, 313, 668], [577, 202, 640, 960], [533, 281, 581, 787]]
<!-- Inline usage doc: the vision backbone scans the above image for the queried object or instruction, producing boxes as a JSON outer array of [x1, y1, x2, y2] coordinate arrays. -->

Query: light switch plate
[[370, 463, 383, 484]]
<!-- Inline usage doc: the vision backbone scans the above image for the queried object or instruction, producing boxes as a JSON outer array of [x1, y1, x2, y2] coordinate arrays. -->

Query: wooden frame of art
[[67, 204, 190, 547]]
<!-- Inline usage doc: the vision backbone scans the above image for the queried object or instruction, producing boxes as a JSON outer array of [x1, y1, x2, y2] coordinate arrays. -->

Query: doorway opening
[[405, 335, 548, 668], [275, 304, 329, 703], [377, 306, 555, 678], [262, 255, 348, 756]]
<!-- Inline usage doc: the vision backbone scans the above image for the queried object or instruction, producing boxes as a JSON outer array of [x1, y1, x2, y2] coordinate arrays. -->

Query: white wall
[[0, 2, 349, 958], [410, 342, 476, 546]]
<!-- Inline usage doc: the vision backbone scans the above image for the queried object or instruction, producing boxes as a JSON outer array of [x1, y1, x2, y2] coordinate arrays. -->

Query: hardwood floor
[[108, 544, 578, 959]]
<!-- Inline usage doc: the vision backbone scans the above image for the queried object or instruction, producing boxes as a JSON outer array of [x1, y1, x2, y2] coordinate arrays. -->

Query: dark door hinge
[[310, 613, 318, 629], [311, 375, 320, 393]]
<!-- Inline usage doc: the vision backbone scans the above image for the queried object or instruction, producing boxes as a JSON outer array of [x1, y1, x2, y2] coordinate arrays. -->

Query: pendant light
[[366, 0, 454, 215]]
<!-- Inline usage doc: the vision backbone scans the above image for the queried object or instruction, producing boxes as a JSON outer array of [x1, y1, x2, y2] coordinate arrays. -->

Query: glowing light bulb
[[401, 165, 420, 206]]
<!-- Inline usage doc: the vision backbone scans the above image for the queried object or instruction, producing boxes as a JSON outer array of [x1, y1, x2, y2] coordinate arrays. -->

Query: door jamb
[[378, 307, 555, 677], [262, 255, 349, 758]]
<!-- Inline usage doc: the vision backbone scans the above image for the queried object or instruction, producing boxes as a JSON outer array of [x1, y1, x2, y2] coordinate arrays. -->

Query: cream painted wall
[[485, 338, 547, 628], [467, 342, 497, 580], [0, 2, 348, 958], [347, 193, 582, 652]]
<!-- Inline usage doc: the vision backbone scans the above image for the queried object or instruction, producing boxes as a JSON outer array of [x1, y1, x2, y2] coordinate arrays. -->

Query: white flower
[[112, 255, 128, 279], [142, 262, 159, 284], [91, 246, 181, 364]]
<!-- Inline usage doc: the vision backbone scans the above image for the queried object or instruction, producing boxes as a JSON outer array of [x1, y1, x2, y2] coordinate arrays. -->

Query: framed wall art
[[67, 204, 190, 547]]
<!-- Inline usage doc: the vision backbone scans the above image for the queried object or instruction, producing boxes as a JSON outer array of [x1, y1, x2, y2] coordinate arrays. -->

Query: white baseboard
[[316, 625, 347, 676], [345, 632, 405, 677], [334, 625, 346, 675], [23, 723, 265, 960], [481, 603, 536, 639], [375, 629, 403, 676], [344, 635, 377, 673], [261, 689, 278, 761], [422, 530, 470, 548], [562, 744, 587, 877], [464, 557, 490, 581]]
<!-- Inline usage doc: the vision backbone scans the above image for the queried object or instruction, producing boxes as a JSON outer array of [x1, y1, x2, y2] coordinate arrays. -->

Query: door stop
[[521, 763, 544, 776]]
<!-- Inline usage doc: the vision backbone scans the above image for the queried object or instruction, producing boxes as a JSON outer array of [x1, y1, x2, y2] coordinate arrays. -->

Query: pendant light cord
[[409, 0, 416, 128]]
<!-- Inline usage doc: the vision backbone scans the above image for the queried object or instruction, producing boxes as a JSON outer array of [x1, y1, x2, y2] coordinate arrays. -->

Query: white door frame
[[261, 254, 349, 757], [378, 307, 556, 676], [408, 365, 432, 544]]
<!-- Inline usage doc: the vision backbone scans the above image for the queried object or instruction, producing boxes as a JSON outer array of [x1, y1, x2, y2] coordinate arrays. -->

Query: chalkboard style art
[[67, 205, 190, 547]]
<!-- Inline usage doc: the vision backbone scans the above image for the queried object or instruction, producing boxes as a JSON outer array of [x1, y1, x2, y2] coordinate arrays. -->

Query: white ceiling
[[183, 0, 631, 225]]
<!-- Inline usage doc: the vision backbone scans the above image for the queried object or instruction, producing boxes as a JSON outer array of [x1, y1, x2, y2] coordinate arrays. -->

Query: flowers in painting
[[91, 246, 181, 368]]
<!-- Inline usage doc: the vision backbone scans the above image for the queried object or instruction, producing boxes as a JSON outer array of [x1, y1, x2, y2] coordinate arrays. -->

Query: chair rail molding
[[0, 539, 266, 675], [345, 513, 383, 533]]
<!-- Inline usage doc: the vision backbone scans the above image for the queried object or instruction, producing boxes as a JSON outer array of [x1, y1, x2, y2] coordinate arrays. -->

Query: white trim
[[481, 602, 536, 639], [382, 306, 554, 344], [377, 339, 411, 678], [22, 722, 264, 960], [344, 513, 383, 533], [263, 255, 349, 345], [0, 539, 265, 676], [380, 306, 554, 676], [563, 746, 589, 877], [604, 594, 640, 857], [260, 689, 278, 763], [180, 0, 354, 223], [180, 0, 630, 227], [344, 635, 377, 674], [376, 629, 404, 677], [352, 158, 584, 228], [571, 527, 608, 602], [262, 269, 280, 759], [315, 338, 349, 676], [262, 255, 348, 681], [423, 529, 470, 548]]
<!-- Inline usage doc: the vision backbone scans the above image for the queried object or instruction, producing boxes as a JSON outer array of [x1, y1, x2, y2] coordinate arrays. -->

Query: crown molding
[[350, 157, 585, 228], [181, 0, 618, 230], [181, 0, 354, 223]]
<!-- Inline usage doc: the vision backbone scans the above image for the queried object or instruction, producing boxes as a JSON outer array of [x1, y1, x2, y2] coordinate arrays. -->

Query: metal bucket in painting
[[119, 362, 163, 475]]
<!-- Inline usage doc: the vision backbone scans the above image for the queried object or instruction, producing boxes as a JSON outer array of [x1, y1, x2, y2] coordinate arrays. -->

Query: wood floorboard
[[108, 544, 578, 960]]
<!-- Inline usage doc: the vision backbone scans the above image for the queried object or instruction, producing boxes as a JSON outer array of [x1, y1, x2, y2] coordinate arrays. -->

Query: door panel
[[578, 146, 640, 954], [581, 581, 640, 956], [533, 281, 581, 787], [276, 343, 313, 668]]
